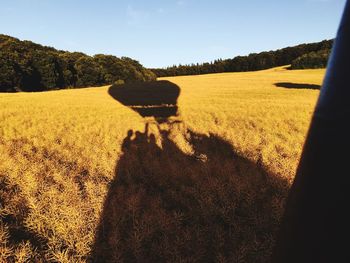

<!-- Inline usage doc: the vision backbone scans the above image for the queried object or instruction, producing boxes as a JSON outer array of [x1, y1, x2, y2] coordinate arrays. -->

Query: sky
[[0, 0, 347, 68]]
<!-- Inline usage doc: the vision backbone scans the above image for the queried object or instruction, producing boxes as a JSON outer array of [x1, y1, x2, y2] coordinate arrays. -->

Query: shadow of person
[[92, 126, 289, 262]]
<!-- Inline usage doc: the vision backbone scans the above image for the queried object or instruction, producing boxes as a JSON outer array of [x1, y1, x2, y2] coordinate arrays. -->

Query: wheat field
[[0, 66, 324, 262]]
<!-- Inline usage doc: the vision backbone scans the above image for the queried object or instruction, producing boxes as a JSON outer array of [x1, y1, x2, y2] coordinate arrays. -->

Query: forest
[[0, 34, 156, 92], [151, 40, 332, 77], [290, 48, 331, 69], [0, 34, 332, 92]]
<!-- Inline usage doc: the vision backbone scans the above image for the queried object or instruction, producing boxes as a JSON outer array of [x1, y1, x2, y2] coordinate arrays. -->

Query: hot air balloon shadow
[[108, 80, 181, 125]]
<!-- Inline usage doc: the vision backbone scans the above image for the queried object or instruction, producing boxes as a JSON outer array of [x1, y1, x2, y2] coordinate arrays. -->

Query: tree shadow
[[91, 80, 289, 262], [275, 82, 321, 90]]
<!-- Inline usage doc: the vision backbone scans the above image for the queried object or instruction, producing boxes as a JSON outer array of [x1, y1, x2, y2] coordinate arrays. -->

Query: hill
[[151, 40, 332, 77], [0, 34, 156, 92], [0, 66, 325, 262]]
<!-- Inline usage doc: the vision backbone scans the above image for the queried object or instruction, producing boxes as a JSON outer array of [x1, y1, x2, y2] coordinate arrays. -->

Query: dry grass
[[0, 66, 324, 262]]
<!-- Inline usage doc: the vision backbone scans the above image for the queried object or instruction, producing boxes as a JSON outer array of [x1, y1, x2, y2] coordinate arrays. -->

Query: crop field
[[0, 66, 324, 262]]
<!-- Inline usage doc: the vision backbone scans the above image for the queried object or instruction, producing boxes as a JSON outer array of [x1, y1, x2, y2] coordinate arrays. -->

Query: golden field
[[0, 66, 324, 262]]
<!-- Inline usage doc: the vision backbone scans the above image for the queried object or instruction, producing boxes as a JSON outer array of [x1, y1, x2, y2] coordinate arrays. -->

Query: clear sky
[[0, 0, 347, 68]]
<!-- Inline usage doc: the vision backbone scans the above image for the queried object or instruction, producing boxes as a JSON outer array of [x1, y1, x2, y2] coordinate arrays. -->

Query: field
[[0, 66, 324, 262]]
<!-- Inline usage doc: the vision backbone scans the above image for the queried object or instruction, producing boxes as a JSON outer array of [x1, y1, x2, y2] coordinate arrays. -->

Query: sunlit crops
[[0, 66, 324, 262], [168, 67, 324, 180]]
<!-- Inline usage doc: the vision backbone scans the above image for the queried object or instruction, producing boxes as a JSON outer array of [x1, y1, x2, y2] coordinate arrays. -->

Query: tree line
[[151, 40, 333, 77], [290, 49, 331, 69], [0, 34, 156, 92], [0, 34, 333, 92]]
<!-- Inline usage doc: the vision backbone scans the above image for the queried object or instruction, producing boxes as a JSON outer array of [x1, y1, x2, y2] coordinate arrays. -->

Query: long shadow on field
[[91, 81, 289, 262], [275, 82, 321, 90]]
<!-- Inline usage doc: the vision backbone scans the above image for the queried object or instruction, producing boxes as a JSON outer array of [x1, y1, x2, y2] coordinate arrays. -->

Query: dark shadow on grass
[[0, 176, 49, 259], [91, 80, 290, 262], [275, 82, 321, 90], [108, 80, 180, 123], [92, 127, 289, 262]]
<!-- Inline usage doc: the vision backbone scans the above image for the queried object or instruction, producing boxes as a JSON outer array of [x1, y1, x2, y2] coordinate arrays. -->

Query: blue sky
[[0, 0, 346, 68]]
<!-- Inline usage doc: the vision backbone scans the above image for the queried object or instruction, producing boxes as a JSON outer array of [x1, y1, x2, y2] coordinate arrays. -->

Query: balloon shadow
[[108, 80, 180, 123], [91, 80, 289, 262]]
